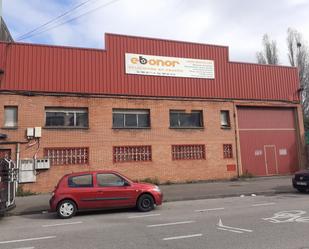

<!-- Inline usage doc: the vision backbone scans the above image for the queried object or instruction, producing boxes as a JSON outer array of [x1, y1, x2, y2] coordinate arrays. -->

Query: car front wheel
[[57, 199, 77, 219], [137, 194, 154, 212]]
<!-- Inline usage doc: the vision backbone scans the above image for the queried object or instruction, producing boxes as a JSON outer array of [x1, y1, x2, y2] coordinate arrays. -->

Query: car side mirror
[[124, 181, 131, 186]]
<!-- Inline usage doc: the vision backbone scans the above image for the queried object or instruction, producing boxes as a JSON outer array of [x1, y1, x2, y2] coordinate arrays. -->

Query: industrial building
[[0, 33, 305, 193]]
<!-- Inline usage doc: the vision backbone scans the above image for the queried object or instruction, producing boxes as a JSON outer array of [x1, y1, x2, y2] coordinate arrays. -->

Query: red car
[[49, 170, 163, 218]]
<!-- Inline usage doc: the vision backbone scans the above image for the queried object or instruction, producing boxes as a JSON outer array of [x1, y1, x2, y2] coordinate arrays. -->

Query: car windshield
[[117, 173, 133, 182]]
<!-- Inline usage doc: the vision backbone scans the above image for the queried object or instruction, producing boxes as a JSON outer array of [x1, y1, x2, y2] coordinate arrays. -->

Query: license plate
[[296, 181, 307, 186]]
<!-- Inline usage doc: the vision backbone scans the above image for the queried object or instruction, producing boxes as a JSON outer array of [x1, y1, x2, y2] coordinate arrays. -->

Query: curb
[[4, 209, 49, 217], [162, 189, 297, 202], [5, 189, 297, 217]]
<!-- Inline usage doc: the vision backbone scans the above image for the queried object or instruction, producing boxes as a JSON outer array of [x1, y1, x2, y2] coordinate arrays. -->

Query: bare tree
[[287, 28, 309, 117], [256, 34, 279, 65]]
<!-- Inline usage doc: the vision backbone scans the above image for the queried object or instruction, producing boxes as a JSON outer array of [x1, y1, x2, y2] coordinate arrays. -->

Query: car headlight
[[153, 185, 161, 193]]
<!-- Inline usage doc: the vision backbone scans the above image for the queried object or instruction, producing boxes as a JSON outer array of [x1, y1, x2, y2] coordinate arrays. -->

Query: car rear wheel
[[137, 194, 154, 212], [57, 200, 77, 219]]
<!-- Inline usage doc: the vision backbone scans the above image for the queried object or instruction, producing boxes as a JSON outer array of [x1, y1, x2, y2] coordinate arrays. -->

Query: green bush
[[16, 185, 37, 197], [239, 171, 254, 179], [185, 180, 199, 184], [139, 177, 160, 185]]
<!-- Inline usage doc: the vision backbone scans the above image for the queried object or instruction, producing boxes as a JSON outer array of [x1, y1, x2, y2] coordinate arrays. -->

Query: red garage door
[[237, 107, 299, 176]]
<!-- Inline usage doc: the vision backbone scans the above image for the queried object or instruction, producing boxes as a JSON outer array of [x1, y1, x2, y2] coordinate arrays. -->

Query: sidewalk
[[8, 175, 296, 216]]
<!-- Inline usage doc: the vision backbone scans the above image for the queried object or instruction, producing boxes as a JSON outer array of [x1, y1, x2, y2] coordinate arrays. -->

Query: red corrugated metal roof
[[0, 33, 300, 102]]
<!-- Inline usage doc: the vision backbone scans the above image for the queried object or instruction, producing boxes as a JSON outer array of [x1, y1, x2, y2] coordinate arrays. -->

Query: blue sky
[[3, 0, 309, 65]]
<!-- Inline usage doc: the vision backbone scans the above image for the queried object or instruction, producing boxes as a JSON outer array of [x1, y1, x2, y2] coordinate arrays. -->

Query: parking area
[[1, 194, 309, 249]]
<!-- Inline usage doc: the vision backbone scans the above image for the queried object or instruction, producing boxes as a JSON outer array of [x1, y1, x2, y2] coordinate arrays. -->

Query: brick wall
[[1, 93, 298, 193]]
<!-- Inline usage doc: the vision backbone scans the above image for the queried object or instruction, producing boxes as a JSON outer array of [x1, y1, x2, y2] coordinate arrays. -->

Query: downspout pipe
[[15, 143, 20, 197], [233, 102, 240, 177]]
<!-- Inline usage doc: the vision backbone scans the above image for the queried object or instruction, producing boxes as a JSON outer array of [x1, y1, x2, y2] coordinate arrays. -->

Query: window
[[172, 144, 206, 160], [170, 110, 203, 128], [113, 109, 150, 128], [68, 174, 93, 187], [97, 173, 126, 187], [45, 108, 88, 128], [44, 147, 89, 165], [113, 145, 152, 162], [4, 106, 18, 128], [220, 110, 231, 128], [223, 144, 233, 158]]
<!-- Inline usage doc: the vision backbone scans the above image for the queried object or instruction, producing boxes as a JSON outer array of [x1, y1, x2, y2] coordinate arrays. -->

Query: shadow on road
[[21, 206, 163, 220]]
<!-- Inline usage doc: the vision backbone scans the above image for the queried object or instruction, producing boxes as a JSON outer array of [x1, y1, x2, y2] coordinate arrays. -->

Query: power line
[[16, 0, 115, 41], [18, 0, 121, 41], [16, 0, 97, 41]]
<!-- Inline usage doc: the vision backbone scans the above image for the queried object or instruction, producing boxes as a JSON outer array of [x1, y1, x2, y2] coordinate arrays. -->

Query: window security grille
[[113, 146, 152, 162], [172, 144, 206, 160], [223, 144, 233, 158], [44, 147, 89, 165]]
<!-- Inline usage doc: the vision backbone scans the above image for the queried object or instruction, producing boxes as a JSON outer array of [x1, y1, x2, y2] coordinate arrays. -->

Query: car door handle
[[97, 190, 104, 193]]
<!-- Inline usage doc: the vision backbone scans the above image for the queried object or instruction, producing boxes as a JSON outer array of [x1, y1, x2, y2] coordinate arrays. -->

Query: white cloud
[[3, 0, 309, 65], [285, 0, 308, 6]]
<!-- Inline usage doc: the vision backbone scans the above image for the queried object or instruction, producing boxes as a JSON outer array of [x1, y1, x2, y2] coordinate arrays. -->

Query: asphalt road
[[1, 193, 309, 249]]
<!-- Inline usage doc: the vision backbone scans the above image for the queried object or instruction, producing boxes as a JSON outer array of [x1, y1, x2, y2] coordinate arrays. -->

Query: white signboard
[[125, 53, 215, 79]]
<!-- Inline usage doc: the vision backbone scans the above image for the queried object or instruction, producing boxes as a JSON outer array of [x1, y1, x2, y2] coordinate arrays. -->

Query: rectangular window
[[45, 108, 88, 128], [220, 110, 231, 128], [113, 145, 152, 162], [97, 173, 126, 187], [223, 144, 233, 158], [68, 174, 93, 188], [113, 109, 150, 128], [44, 147, 89, 165], [172, 144, 206, 160], [4, 106, 18, 128], [170, 110, 203, 128]]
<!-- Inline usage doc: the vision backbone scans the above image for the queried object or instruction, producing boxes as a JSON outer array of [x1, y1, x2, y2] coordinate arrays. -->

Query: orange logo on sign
[[131, 56, 180, 67]]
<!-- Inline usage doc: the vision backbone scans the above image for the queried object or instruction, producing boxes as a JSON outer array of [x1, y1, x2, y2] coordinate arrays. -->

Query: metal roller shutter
[[237, 107, 299, 176]]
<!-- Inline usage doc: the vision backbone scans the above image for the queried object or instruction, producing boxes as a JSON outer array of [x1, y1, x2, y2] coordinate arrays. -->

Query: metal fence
[[0, 159, 17, 213]]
